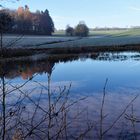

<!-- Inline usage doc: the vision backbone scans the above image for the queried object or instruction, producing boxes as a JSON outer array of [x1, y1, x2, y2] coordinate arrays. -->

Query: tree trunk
[[0, 32, 2, 50], [0, 32, 3, 57]]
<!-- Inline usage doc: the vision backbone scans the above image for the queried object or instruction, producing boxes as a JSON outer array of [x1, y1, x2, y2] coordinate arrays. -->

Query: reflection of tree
[[0, 53, 139, 139], [0, 53, 93, 79], [0, 53, 136, 79], [0, 60, 92, 139], [0, 52, 137, 80], [0, 64, 11, 140], [1, 75, 6, 140], [47, 63, 52, 140], [0, 60, 55, 80]]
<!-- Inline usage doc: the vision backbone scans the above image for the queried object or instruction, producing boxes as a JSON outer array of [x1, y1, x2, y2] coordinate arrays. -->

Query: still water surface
[[11, 52, 140, 95], [2, 52, 140, 139]]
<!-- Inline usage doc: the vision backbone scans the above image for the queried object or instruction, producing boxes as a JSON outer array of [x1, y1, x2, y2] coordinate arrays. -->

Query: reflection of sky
[[9, 56, 140, 97], [52, 59, 140, 95], [3, 55, 140, 138], [5, 64, 140, 113]]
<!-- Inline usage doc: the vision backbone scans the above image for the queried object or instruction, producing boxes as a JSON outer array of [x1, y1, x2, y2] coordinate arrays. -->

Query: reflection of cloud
[[128, 6, 140, 11], [15, 80, 80, 93]]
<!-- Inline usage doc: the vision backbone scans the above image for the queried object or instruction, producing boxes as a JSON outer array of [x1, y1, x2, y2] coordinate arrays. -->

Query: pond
[[1, 52, 140, 140]]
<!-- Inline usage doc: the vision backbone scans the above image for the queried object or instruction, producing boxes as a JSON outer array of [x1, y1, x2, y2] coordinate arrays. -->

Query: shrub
[[66, 26, 74, 36], [75, 22, 89, 37]]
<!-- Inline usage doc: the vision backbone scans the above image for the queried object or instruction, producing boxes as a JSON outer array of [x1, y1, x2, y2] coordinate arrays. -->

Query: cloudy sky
[[1, 0, 140, 29]]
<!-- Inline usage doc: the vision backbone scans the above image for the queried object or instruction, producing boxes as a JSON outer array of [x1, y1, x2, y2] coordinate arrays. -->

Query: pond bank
[[1, 35, 140, 59], [1, 43, 140, 59]]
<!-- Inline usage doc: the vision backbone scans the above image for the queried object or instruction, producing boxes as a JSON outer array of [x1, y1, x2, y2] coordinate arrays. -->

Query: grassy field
[[90, 28, 140, 36], [3, 28, 140, 50], [2, 31, 140, 59], [54, 28, 140, 37]]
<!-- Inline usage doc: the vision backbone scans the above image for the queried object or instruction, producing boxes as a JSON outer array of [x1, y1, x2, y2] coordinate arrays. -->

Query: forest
[[0, 5, 54, 35]]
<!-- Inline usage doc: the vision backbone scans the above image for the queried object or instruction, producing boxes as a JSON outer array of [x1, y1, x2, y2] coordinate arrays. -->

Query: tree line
[[0, 5, 90, 37], [0, 5, 54, 35]]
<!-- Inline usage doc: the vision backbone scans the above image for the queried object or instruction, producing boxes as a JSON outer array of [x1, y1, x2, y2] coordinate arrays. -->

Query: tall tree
[[39, 9, 54, 35], [15, 5, 32, 33], [32, 10, 41, 32], [16, 6, 25, 32], [24, 5, 32, 32]]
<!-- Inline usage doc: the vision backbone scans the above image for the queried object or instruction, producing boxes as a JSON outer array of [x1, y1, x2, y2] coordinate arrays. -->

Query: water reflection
[[0, 52, 140, 139], [1, 52, 140, 79]]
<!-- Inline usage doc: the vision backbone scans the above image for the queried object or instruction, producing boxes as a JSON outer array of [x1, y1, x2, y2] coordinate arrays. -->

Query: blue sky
[[1, 0, 140, 29]]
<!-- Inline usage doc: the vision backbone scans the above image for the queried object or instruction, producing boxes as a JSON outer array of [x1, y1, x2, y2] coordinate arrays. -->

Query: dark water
[[1, 52, 140, 139]]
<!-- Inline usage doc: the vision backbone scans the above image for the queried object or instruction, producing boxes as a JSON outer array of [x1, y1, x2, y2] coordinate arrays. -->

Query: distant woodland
[[0, 5, 54, 35]]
